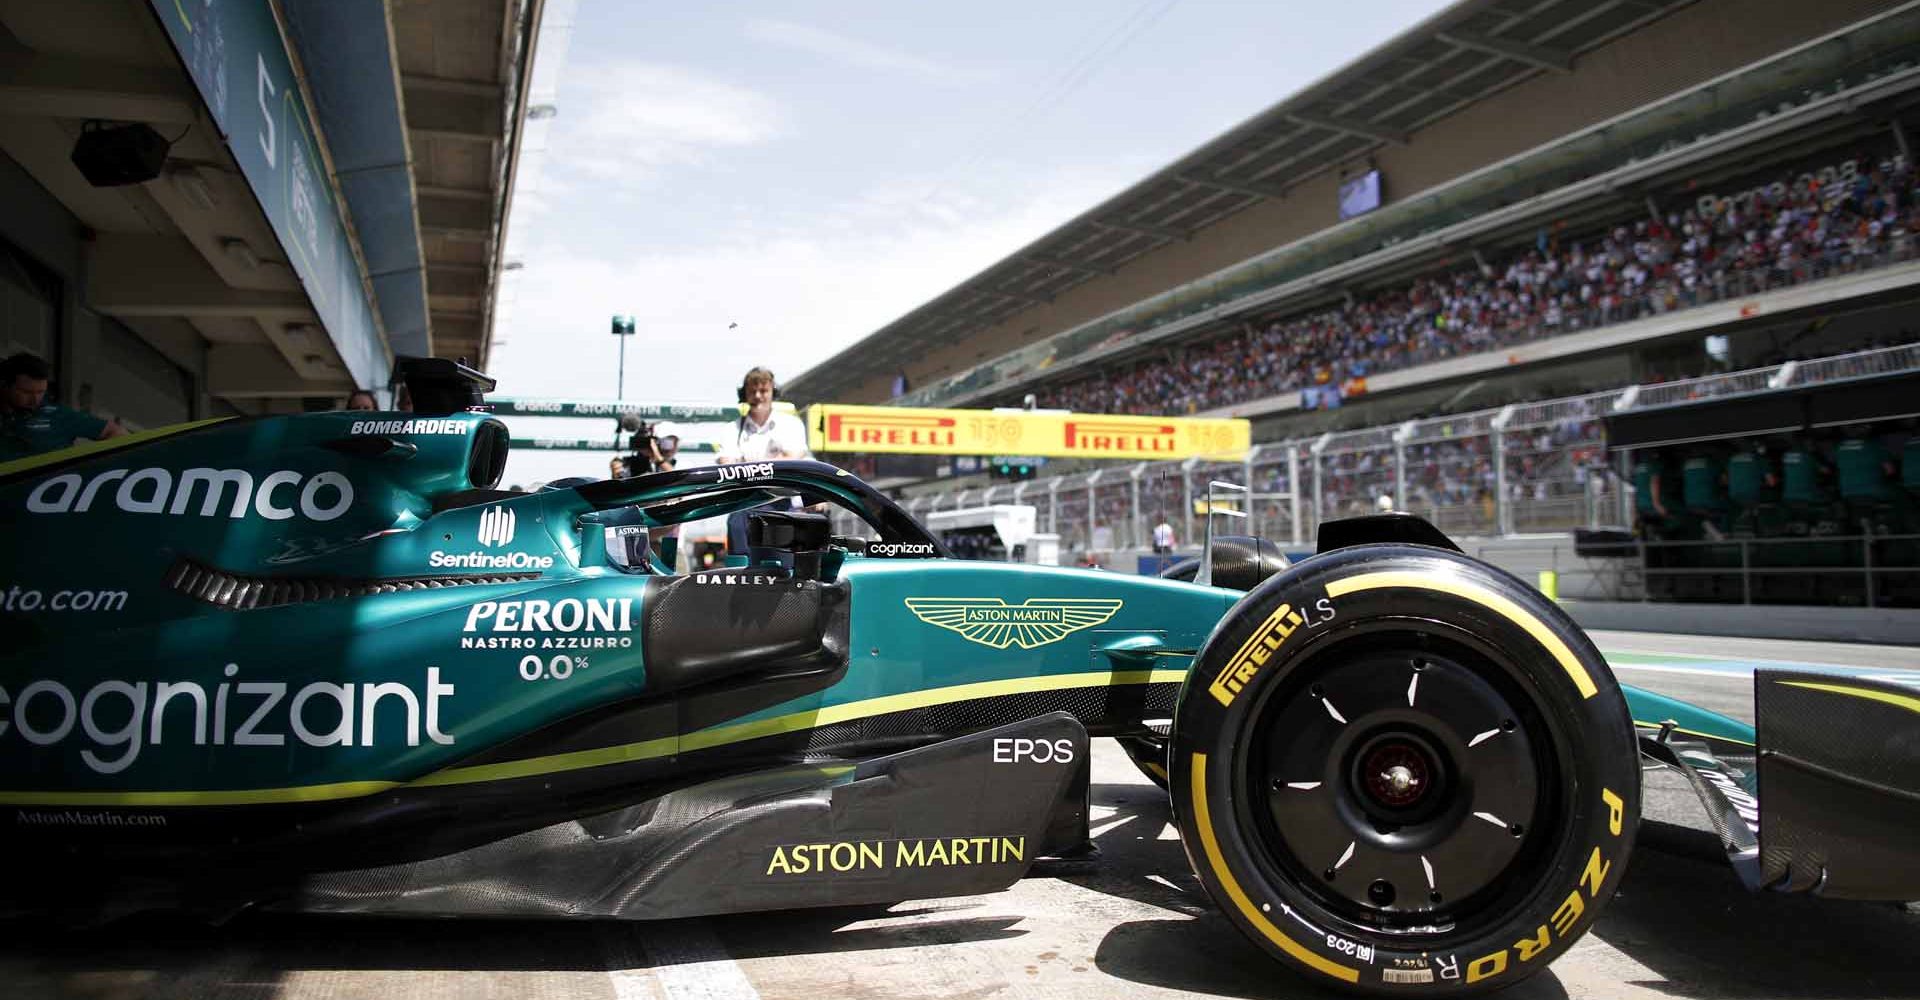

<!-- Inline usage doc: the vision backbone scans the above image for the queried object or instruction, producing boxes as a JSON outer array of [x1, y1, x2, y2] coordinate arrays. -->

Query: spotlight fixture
[[71, 121, 171, 187]]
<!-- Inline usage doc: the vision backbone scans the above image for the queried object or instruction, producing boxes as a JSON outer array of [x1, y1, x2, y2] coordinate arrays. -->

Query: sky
[[485, 0, 1454, 486]]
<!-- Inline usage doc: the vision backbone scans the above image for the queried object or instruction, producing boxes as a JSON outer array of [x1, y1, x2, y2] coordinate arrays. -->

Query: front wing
[[1645, 669, 1920, 899]]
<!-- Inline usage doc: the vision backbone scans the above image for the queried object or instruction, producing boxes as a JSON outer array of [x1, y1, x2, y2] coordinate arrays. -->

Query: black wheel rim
[[1236, 617, 1570, 940]]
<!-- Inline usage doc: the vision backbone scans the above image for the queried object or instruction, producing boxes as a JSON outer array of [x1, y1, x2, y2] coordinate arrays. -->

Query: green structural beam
[[491, 399, 795, 421], [511, 439, 719, 452]]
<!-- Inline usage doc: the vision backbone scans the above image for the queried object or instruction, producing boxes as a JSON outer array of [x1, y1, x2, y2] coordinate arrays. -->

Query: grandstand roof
[[788, 0, 1698, 404]]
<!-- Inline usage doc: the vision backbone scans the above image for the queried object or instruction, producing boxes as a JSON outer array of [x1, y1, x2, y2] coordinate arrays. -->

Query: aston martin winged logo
[[904, 597, 1124, 650]]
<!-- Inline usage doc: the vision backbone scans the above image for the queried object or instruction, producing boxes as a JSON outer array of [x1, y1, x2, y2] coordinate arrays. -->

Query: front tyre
[[1170, 544, 1638, 996]]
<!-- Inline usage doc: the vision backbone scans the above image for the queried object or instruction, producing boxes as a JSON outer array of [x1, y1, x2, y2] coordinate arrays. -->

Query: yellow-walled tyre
[[1170, 544, 1639, 996]]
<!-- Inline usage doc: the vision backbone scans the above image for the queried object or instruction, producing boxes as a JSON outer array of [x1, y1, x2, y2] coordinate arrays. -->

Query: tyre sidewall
[[1171, 543, 1639, 996]]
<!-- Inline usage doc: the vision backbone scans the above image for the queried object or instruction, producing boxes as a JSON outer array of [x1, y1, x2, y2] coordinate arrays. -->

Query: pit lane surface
[[4, 632, 1917, 1000]]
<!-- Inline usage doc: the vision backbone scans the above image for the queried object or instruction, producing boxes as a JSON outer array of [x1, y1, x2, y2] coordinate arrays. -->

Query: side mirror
[[1208, 535, 1290, 591], [748, 509, 831, 580]]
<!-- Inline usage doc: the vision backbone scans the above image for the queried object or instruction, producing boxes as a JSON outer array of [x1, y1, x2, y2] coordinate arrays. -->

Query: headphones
[[736, 367, 780, 404]]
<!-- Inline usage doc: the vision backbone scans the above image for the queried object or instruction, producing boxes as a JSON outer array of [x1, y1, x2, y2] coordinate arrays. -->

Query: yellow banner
[[806, 404, 1250, 460]]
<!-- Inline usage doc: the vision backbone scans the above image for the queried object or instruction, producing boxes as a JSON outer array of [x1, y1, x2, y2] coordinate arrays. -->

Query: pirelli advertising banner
[[807, 405, 1250, 460]]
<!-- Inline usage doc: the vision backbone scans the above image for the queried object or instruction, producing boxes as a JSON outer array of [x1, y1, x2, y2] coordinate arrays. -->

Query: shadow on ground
[[1592, 823, 1920, 998], [1067, 784, 1915, 999], [3, 787, 1915, 1000]]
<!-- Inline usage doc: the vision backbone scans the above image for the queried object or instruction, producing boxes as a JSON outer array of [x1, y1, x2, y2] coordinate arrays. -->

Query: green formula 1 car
[[2, 360, 1916, 997]]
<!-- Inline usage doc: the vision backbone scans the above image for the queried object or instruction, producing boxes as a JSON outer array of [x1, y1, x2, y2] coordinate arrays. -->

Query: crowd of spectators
[[1035, 153, 1920, 417], [1097, 488, 1130, 540], [1018, 406, 1624, 546]]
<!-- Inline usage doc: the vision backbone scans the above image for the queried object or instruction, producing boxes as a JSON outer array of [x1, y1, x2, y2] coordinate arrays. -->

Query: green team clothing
[[1726, 449, 1774, 504], [1682, 454, 1726, 511], [1781, 448, 1821, 504], [1836, 438, 1888, 500], [1632, 458, 1658, 515], [0, 403, 108, 461]]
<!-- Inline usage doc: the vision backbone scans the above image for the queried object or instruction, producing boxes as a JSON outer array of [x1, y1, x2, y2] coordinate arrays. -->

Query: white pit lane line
[[1610, 660, 1920, 688], [602, 920, 762, 1000]]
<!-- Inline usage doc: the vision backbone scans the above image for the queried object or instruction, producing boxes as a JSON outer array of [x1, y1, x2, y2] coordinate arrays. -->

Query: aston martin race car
[[2, 359, 1916, 997]]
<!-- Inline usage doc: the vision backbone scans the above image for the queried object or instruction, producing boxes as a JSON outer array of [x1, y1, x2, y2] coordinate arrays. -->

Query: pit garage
[[0, 0, 539, 425]]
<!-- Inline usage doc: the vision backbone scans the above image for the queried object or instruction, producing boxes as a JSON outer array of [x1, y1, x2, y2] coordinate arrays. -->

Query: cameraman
[[618, 413, 666, 475]]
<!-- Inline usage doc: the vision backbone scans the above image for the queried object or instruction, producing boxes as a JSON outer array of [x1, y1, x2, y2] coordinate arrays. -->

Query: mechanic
[[1152, 513, 1175, 554], [718, 365, 812, 556], [1, 352, 125, 460], [343, 389, 378, 411]]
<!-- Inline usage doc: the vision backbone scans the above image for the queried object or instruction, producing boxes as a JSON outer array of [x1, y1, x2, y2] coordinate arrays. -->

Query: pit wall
[[1092, 536, 1920, 645]]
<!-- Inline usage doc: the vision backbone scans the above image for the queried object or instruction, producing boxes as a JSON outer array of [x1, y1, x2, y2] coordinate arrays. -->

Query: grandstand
[[791, 0, 1913, 409], [794, 0, 1920, 610]]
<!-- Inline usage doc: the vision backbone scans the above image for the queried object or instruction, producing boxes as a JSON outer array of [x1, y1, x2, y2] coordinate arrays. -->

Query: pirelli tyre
[[1169, 544, 1639, 996]]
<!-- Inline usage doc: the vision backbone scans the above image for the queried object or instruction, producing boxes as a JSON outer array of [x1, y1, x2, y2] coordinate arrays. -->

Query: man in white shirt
[[720, 366, 810, 464], [1152, 515, 1175, 554], [720, 366, 812, 557]]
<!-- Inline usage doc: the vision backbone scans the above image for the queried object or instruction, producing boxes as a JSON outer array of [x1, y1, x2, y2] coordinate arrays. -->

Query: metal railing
[[1474, 532, 1920, 608], [895, 342, 1920, 556], [1637, 532, 1920, 608], [1793, 341, 1920, 384], [1634, 363, 1793, 409]]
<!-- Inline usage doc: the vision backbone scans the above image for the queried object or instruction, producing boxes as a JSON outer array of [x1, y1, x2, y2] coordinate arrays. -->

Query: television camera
[[615, 412, 679, 477]]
